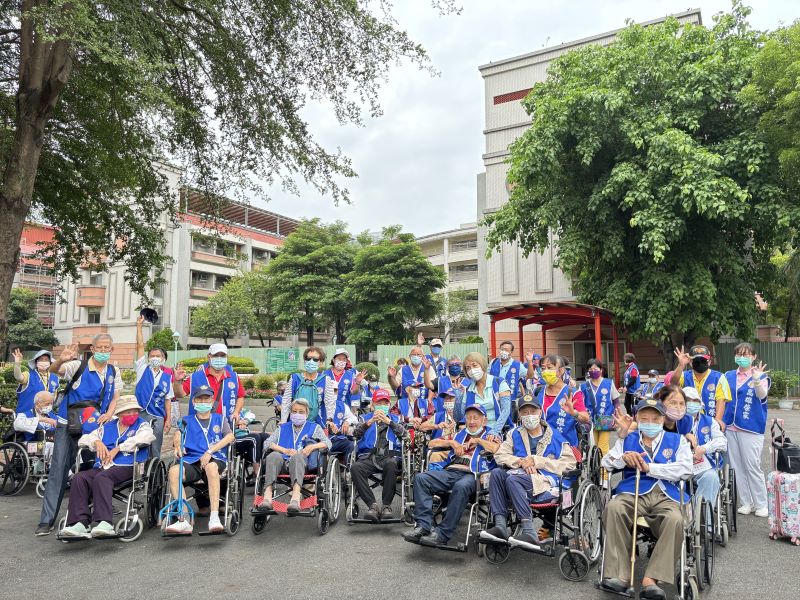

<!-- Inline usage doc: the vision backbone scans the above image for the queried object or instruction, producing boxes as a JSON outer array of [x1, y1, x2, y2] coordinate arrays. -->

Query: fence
[[172, 344, 356, 375], [376, 343, 488, 373], [715, 342, 800, 395]]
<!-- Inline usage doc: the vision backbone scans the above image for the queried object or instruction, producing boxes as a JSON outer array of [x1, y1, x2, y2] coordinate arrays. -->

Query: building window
[[451, 239, 477, 251], [449, 264, 478, 282], [252, 248, 273, 264], [190, 271, 212, 289], [86, 307, 101, 324], [192, 235, 215, 254], [214, 274, 230, 290], [88, 271, 104, 286]]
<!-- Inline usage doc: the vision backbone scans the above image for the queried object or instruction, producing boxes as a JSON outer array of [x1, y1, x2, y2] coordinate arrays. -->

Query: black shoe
[[479, 526, 509, 543], [639, 585, 666, 600], [599, 578, 629, 594], [402, 526, 430, 542], [419, 530, 447, 547], [35, 523, 53, 537], [365, 503, 380, 522], [509, 532, 540, 550], [380, 505, 393, 520]]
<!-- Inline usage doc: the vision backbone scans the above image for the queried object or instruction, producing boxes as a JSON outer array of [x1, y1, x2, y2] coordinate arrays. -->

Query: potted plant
[[768, 370, 800, 410]]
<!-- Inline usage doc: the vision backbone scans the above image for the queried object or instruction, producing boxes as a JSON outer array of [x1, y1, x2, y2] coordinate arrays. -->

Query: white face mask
[[521, 415, 541, 431], [39, 405, 53, 414], [334, 360, 346, 370], [499, 351, 511, 361], [469, 367, 485, 381], [36, 360, 50, 371], [443, 402, 455, 412], [149, 357, 162, 369], [411, 388, 420, 398]]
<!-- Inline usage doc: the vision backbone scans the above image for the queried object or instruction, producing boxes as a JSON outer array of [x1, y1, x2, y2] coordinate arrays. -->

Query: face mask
[[120, 414, 139, 427], [692, 357, 709, 373], [411, 388, 420, 398], [374, 405, 390, 415], [304, 359, 319, 373], [431, 347, 441, 356], [194, 402, 213, 414], [410, 355, 422, 367], [466, 426, 482, 436], [469, 367, 485, 381], [93, 352, 111, 363], [369, 382, 379, 390], [334, 360, 346, 370], [499, 351, 511, 361], [443, 402, 455, 412], [290, 412, 307, 427], [448, 365, 462, 376], [735, 356, 752, 369], [541, 370, 559, 385], [639, 422, 663, 438], [210, 357, 227, 370], [686, 401, 703, 416], [521, 415, 541, 430], [39, 405, 53, 414], [588, 369, 602, 380], [36, 360, 50, 371], [665, 407, 686, 421], [149, 357, 162, 369]]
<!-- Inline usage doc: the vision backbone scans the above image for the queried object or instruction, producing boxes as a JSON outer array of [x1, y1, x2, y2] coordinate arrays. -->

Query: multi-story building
[[14, 223, 57, 328], [53, 164, 300, 366], [476, 9, 702, 376], [416, 222, 479, 341]]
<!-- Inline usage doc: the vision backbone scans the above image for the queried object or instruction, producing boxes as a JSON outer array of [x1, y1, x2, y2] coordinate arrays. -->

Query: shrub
[[1, 364, 25, 384], [255, 374, 275, 390], [459, 335, 484, 344], [767, 370, 800, 398], [178, 356, 258, 374], [120, 369, 137, 386], [242, 377, 255, 390], [0, 384, 17, 436], [355, 361, 379, 381]]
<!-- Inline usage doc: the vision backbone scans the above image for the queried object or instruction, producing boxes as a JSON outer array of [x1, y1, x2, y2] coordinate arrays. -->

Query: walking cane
[[629, 468, 641, 590]]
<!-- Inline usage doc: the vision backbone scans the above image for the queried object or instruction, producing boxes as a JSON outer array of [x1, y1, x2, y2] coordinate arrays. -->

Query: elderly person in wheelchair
[[479, 395, 576, 549], [403, 403, 499, 547], [599, 393, 693, 600], [60, 396, 155, 539], [256, 397, 331, 513]]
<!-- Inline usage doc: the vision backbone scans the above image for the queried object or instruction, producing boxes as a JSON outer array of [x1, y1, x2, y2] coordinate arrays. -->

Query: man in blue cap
[[403, 403, 499, 547]]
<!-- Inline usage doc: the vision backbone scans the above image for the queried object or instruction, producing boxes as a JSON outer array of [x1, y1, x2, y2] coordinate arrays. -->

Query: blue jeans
[[146, 413, 164, 458], [330, 435, 354, 465], [40, 424, 78, 526], [489, 467, 556, 522], [413, 469, 475, 542]]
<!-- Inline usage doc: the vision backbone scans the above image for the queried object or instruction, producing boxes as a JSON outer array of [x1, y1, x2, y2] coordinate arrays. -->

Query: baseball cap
[[371, 388, 391, 403], [208, 343, 228, 355], [532, 353, 542, 361], [648, 369, 659, 377], [635, 397, 666, 415], [465, 403, 486, 416], [517, 394, 541, 410], [430, 338, 443, 347], [689, 345, 711, 360], [191, 384, 214, 400], [682, 387, 702, 402], [439, 388, 457, 398]]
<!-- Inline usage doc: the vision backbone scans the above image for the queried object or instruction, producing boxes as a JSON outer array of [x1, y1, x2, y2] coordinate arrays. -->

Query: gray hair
[[92, 333, 113, 346], [448, 354, 462, 363]]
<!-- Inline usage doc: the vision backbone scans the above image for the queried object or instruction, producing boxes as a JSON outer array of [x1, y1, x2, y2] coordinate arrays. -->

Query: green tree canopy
[[430, 289, 479, 341], [6, 287, 58, 359], [190, 277, 255, 346], [343, 228, 446, 349], [145, 327, 182, 355], [486, 6, 794, 361], [240, 267, 278, 348]]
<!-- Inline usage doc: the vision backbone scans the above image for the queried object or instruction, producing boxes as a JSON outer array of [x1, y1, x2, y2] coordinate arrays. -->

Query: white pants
[[726, 428, 767, 509]]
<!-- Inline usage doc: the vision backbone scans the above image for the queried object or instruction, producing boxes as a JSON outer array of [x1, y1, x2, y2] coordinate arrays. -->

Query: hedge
[[0, 384, 17, 436], [355, 361, 379, 381], [178, 356, 259, 375]]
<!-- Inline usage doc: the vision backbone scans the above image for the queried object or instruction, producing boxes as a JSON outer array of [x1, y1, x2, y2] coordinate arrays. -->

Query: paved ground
[[1, 403, 797, 600]]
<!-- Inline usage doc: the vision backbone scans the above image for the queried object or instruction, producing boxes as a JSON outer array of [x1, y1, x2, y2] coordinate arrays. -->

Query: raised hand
[[421, 356, 432, 370], [524, 351, 534, 365], [387, 366, 397, 379], [674, 345, 690, 368], [355, 369, 367, 384], [613, 406, 634, 434], [12, 348, 23, 363], [60, 344, 78, 363], [174, 363, 187, 381], [753, 360, 769, 379], [137, 314, 145, 325], [561, 395, 575, 416], [417, 332, 425, 346]]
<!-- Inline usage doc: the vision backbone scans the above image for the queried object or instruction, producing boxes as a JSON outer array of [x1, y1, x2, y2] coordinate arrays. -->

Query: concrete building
[[476, 9, 702, 377], [53, 165, 300, 366], [417, 223, 479, 341], [14, 223, 57, 328]]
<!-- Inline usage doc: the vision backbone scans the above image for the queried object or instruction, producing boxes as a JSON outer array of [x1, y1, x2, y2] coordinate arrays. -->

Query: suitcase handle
[[771, 419, 785, 472]]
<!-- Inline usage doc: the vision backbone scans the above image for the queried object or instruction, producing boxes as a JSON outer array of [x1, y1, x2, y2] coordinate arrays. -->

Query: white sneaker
[[91, 521, 117, 538], [754, 507, 769, 518], [165, 518, 193, 535], [61, 523, 91, 539], [208, 513, 224, 533], [737, 505, 753, 515]]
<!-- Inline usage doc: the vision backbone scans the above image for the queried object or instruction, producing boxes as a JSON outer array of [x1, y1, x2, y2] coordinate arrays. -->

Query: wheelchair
[[578, 422, 603, 488], [250, 445, 340, 536], [477, 445, 603, 581], [56, 444, 166, 543], [344, 426, 415, 525], [595, 473, 703, 600], [713, 451, 737, 546], [0, 417, 54, 498], [160, 441, 246, 537]]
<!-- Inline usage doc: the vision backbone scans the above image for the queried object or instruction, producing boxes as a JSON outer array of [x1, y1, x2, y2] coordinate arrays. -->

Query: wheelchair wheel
[[261, 417, 278, 434], [144, 459, 167, 528], [402, 506, 415, 526], [0, 442, 30, 496], [325, 457, 341, 524], [251, 514, 268, 535], [318, 508, 330, 535], [576, 481, 602, 563], [699, 502, 714, 588], [586, 445, 602, 487], [226, 457, 245, 536], [683, 575, 700, 600], [559, 549, 590, 581], [35, 477, 47, 499], [484, 542, 510, 564], [728, 469, 738, 534], [117, 514, 144, 542]]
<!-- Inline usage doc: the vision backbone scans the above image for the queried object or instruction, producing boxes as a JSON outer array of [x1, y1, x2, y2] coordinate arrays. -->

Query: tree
[[343, 228, 446, 349], [767, 249, 800, 340], [267, 219, 354, 345], [430, 290, 479, 341], [5, 287, 58, 359], [0, 1, 456, 351], [240, 267, 278, 347], [485, 7, 791, 367], [145, 327, 182, 355], [190, 278, 255, 346]]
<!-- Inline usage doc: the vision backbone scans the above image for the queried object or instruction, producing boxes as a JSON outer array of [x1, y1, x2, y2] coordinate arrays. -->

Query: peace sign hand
[[355, 369, 367, 384], [524, 351, 534, 364], [674, 346, 690, 367], [417, 332, 426, 346], [421, 356, 432, 370], [753, 360, 769, 379], [561, 395, 575, 416], [12, 348, 23, 364], [60, 344, 78, 363]]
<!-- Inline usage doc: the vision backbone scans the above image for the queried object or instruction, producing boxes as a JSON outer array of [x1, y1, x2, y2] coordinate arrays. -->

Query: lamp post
[[172, 331, 181, 368]]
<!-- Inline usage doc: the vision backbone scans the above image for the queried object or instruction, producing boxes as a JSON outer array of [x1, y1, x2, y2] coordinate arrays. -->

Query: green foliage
[[767, 370, 800, 398], [0, 384, 17, 436], [486, 6, 792, 352], [190, 278, 257, 345], [1, 364, 22, 384], [342, 229, 446, 348], [355, 361, 379, 381], [430, 290, 479, 338], [145, 328, 182, 354], [6, 288, 58, 357], [254, 374, 275, 390], [765, 250, 800, 338], [120, 369, 137, 386], [459, 335, 485, 344], [242, 377, 255, 390], [240, 268, 279, 347], [178, 356, 258, 376]]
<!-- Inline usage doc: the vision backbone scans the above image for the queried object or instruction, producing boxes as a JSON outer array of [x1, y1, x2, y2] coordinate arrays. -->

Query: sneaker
[[402, 526, 430, 542], [90, 521, 117, 538], [738, 505, 753, 515], [509, 532, 540, 550], [754, 506, 769, 518], [365, 503, 380, 522], [419, 529, 448, 547], [61, 523, 91, 539], [208, 513, 224, 533], [380, 505, 393, 520], [35, 523, 53, 537], [479, 526, 509, 543], [165, 518, 193, 535]]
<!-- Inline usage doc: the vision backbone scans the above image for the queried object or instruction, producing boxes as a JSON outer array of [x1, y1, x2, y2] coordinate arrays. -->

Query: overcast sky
[[258, 0, 798, 238]]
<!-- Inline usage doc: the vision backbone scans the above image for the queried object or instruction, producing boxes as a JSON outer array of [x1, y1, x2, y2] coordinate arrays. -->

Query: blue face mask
[[304, 359, 319, 373], [410, 355, 422, 366], [93, 352, 111, 363], [194, 402, 213, 414], [686, 402, 703, 416], [209, 357, 227, 370], [448, 364, 462, 376], [431, 346, 441, 356], [639, 422, 663, 438]]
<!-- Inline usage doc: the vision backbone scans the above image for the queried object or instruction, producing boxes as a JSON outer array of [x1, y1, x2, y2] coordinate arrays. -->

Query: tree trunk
[[335, 315, 345, 344], [222, 334, 229, 346], [785, 303, 793, 342], [257, 331, 265, 347]]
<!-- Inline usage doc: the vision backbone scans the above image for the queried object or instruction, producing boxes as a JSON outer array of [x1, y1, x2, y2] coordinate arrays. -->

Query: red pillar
[[541, 327, 547, 355], [594, 312, 602, 361], [518, 322, 524, 361], [490, 316, 497, 359], [612, 323, 620, 384]]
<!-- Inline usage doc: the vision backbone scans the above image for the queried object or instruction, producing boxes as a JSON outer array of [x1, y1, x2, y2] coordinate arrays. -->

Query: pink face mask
[[120, 414, 139, 427]]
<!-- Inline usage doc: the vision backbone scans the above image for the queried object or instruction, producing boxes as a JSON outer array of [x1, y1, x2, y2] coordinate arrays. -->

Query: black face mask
[[692, 357, 709, 373]]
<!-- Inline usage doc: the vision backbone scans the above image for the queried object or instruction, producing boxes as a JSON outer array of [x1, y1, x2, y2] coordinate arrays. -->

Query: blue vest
[[623, 363, 640, 393], [465, 376, 505, 427], [276, 420, 318, 459], [288, 372, 326, 425], [489, 358, 523, 401], [722, 370, 770, 434], [320, 396, 349, 428], [93, 417, 148, 468], [614, 432, 689, 503], [183, 414, 227, 463], [188, 365, 239, 420], [135, 366, 172, 418], [357, 412, 402, 455], [510, 426, 574, 489], [57, 363, 117, 419], [673, 414, 693, 435], [323, 368, 356, 412], [683, 370, 724, 417], [398, 365, 430, 418], [429, 427, 496, 474], [429, 411, 449, 440], [537, 385, 579, 447], [690, 413, 720, 469], [426, 354, 448, 379], [580, 378, 614, 419], [16, 371, 60, 417]]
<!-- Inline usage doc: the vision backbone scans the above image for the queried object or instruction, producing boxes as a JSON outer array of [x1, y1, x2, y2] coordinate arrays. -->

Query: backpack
[[292, 375, 325, 423]]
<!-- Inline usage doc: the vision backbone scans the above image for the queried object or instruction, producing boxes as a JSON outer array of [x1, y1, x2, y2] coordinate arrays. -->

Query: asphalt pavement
[[1, 402, 797, 600]]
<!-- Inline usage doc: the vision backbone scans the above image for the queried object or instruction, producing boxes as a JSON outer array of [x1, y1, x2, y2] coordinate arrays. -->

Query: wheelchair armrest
[[562, 468, 582, 480]]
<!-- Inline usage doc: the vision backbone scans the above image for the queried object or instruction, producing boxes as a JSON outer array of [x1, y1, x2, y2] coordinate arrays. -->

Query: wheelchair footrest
[[348, 517, 404, 525], [197, 529, 225, 537], [56, 534, 92, 543], [593, 580, 635, 598], [405, 536, 467, 553]]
